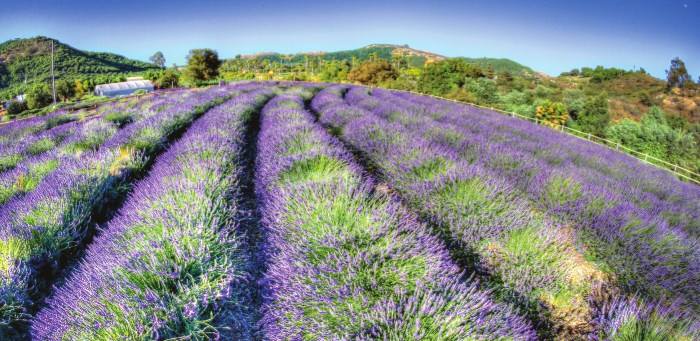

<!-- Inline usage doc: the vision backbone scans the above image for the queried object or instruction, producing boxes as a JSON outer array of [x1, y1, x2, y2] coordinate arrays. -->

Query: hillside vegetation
[[0, 36, 157, 100]]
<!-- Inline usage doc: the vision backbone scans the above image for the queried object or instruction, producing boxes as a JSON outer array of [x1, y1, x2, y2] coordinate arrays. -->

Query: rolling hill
[[0, 36, 157, 100], [238, 44, 533, 74]]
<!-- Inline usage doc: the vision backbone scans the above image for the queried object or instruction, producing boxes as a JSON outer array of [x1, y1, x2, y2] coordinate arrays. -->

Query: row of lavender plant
[[313, 87, 609, 337], [0, 84, 256, 335], [255, 93, 535, 339], [32, 88, 274, 340], [0, 96, 143, 154], [311, 86, 699, 339], [0, 90, 202, 207], [0, 110, 85, 171], [348, 87, 700, 316], [373, 88, 700, 238]]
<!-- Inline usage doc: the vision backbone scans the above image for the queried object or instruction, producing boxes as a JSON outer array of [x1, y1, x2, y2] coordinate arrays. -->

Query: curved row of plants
[[373, 88, 700, 238], [32, 88, 274, 340], [255, 92, 535, 339], [0, 94, 177, 206], [0, 84, 255, 336], [310, 86, 699, 339], [348, 87, 700, 316]]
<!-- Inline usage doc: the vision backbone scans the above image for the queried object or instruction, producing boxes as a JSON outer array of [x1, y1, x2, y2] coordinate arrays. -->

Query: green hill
[[238, 44, 532, 74], [0, 36, 157, 100], [457, 57, 533, 75]]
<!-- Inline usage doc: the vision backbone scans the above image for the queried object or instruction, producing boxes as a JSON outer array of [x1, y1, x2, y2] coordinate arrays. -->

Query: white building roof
[[94, 80, 154, 92]]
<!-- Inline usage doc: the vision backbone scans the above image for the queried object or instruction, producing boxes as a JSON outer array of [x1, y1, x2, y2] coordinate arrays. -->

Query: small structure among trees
[[94, 80, 154, 97]]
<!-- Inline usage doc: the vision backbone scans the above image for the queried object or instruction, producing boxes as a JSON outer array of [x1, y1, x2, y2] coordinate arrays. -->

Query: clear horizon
[[2, 0, 699, 79]]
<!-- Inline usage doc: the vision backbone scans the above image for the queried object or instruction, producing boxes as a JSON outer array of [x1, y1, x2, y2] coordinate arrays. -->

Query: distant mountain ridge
[[0, 36, 157, 99]]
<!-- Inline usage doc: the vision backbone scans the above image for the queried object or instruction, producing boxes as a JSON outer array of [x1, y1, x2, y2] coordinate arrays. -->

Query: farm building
[[94, 80, 154, 97]]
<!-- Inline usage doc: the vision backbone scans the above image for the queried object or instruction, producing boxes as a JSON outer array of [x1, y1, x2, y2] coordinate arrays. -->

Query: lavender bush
[[256, 93, 535, 339], [348, 87, 700, 314], [312, 88, 692, 337], [0, 84, 253, 334], [32, 88, 273, 340]]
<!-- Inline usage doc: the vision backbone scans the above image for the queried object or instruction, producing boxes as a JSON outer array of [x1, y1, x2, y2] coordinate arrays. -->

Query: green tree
[[157, 69, 180, 88], [319, 60, 350, 82], [6, 100, 28, 115], [501, 90, 533, 116], [418, 59, 485, 96], [606, 107, 698, 171], [25, 84, 52, 109], [184, 49, 221, 85], [571, 93, 610, 136], [149, 51, 166, 68], [74, 80, 88, 98], [55, 79, 75, 102], [463, 78, 499, 105], [347, 59, 398, 85], [666, 57, 692, 89]]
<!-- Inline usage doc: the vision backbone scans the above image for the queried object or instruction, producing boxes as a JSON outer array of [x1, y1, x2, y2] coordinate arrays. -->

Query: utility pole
[[51, 40, 56, 104]]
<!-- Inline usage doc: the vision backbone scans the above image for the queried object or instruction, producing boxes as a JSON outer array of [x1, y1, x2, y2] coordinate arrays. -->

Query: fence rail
[[362, 85, 700, 185]]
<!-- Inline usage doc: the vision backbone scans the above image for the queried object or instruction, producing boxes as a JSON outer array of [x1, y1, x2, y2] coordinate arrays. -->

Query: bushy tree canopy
[[149, 51, 166, 68], [418, 59, 485, 96], [347, 60, 398, 85], [535, 100, 569, 128], [570, 93, 610, 136], [184, 49, 221, 84], [55, 79, 75, 102], [666, 57, 692, 89], [6, 100, 28, 115], [25, 83, 52, 109], [606, 107, 699, 171], [157, 69, 180, 88]]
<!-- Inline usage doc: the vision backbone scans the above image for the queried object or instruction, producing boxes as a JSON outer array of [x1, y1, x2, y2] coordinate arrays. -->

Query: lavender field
[[0, 81, 698, 340]]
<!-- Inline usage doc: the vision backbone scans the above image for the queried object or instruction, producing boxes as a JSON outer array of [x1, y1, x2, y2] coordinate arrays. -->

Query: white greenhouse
[[94, 80, 154, 97]]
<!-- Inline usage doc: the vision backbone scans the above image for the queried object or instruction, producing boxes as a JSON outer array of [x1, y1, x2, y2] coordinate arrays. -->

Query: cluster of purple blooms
[[0, 84, 254, 332], [0, 110, 79, 151], [312, 85, 700, 338], [32, 88, 273, 340], [350, 87, 700, 311], [0, 81, 696, 339], [255, 92, 535, 339], [0, 89, 211, 207]]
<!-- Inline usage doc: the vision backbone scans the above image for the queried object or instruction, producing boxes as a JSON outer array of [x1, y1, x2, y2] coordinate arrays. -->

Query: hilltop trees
[[149, 51, 166, 68], [582, 66, 629, 82], [184, 49, 221, 85], [666, 57, 692, 89]]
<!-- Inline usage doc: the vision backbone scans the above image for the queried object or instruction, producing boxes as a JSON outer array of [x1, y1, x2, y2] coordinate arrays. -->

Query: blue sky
[[1, 0, 698, 78]]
